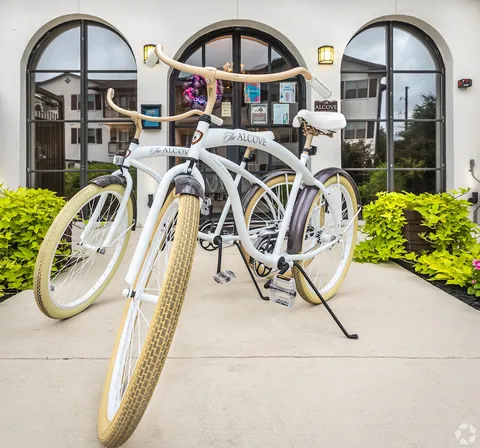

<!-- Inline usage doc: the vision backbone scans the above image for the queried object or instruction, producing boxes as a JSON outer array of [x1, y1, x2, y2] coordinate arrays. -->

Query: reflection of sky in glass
[[87, 25, 136, 71], [241, 37, 268, 72], [205, 36, 232, 70], [34, 25, 136, 82], [36, 26, 80, 71], [344, 25, 439, 123], [344, 26, 386, 65], [394, 28, 436, 70]]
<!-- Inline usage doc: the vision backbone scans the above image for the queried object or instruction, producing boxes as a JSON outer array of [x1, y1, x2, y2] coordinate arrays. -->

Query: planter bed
[[396, 259, 480, 311]]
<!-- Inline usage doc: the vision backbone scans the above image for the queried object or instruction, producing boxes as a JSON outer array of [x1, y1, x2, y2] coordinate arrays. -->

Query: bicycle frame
[[95, 122, 345, 290]]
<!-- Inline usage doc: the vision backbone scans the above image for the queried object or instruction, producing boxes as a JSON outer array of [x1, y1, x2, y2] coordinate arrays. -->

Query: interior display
[[182, 74, 224, 110], [250, 103, 268, 124], [273, 103, 289, 124], [280, 82, 296, 103], [244, 82, 261, 103]]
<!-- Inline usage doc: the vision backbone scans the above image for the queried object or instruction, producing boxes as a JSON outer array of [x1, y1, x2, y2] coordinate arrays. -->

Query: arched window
[[27, 20, 137, 197], [169, 27, 306, 205], [341, 22, 445, 204]]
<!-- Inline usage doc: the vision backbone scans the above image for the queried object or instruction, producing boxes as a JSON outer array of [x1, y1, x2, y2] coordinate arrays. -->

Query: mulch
[[395, 259, 480, 311]]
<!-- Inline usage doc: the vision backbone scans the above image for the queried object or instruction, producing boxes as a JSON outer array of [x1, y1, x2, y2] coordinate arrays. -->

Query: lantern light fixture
[[318, 46, 334, 65], [144, 44, 157, 64]]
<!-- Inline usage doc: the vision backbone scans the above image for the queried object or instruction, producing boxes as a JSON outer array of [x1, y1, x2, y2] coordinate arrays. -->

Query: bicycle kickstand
[[293, 262, 359, 340], [233, 242, 269, 301]]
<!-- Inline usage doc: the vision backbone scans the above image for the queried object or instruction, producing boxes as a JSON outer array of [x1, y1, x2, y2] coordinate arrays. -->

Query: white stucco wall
[[0, 0, 479, 224]]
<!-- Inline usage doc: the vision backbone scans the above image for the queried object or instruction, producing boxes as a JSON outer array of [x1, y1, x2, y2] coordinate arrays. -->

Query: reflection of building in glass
[[35, 74, 136, 167], [341, 55, 386, 153]]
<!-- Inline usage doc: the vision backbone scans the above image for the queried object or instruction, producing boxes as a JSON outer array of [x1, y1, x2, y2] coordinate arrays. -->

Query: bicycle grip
[[307, 76, 332, 99], [145, 50, 160, 68]]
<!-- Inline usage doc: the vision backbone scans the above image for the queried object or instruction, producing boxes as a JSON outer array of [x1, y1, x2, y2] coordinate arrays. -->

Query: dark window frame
[[26, 20, 137, 193], [168, 27, 306, 187], [340, 21, 446, 193]]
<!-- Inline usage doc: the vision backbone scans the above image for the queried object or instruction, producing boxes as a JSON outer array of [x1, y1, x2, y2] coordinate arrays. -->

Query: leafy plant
[[411, 188, 478, 251], [355, 189, 480, 287], [354, 191, 412, 263], [413, 250, 479, 287], [0, 185, 65, 297]]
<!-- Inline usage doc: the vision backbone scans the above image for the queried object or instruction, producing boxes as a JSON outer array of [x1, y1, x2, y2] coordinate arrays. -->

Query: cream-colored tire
[[98, 193, 199, 448], [34, 184, 133, 319], [293, 174, 358, 303]]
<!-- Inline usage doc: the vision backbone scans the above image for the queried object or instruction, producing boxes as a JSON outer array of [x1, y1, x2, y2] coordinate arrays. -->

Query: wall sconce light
[[143, 44, 157, 64], [318, 46, 334, 65]]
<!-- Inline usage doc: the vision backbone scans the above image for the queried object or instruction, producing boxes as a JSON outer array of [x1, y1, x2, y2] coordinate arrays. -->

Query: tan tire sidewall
[[33, 183, 133, 319], [98, 194, 199, 448], [293, 175, 358, 304]]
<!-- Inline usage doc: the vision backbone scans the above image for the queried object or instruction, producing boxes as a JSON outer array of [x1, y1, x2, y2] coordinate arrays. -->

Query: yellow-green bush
[[0, 185, 65, 297]]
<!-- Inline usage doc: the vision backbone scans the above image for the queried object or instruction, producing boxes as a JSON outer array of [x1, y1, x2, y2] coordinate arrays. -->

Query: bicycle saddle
[[292, 110, 346, 132]]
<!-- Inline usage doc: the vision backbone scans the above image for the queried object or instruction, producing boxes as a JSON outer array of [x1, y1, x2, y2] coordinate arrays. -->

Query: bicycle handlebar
[[106, 88, 224, 125], [150, 44, 332, 99]]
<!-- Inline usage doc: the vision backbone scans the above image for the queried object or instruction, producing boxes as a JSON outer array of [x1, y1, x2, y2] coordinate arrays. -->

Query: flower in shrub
[[467, 259, 480, 297]]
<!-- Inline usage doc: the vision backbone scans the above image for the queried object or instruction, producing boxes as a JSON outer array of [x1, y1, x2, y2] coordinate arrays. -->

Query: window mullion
[[386, 22, 394, 191], [80, 20, 88, 187]]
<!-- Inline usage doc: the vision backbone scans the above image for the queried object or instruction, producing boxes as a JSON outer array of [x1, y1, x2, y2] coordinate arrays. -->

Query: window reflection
[[342, 26, 386, 69], [341, 23, 444, 197], [393, 28, 437, 70], [28, 21, 137, 198], [205, 36, 232, 70], [88, 74, 137, 119], [341, 73, 386, 119], [35, 26, 81, 71], [87, 25, 136, 71], [241, 37, 268, 73], [346, 170, 387, 205], [342, 122, 387, 169]]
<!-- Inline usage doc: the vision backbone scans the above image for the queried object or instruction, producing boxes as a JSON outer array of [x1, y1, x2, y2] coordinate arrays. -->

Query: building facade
[[0, 0, 479, 224]]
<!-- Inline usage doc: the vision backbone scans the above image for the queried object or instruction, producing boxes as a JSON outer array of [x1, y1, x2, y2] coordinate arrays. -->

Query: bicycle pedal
[[269, 275, 296, 308], [213, 270, 236, 284]]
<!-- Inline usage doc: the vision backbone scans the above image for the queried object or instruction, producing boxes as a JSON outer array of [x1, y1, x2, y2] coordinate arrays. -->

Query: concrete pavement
[[1, 239, 480, 447]]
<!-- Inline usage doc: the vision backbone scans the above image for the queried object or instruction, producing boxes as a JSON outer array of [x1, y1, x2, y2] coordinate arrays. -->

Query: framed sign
[[244, 83, 261, 103], [314, 100, 338, 112], [141, 104, 162, 129], [250, 103, 268, 125], [273, 103, 289, 124], [280, 82, 296, 103]]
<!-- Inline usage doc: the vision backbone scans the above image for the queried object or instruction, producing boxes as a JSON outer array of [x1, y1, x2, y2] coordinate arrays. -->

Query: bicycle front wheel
[[34, 183, 133, 319], [98, 193, 199, 448], [292, 174, 358, 303]]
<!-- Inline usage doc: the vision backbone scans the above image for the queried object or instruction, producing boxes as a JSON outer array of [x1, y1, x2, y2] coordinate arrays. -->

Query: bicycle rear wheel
[[242, 173, 295, 277], [292, 174, 358, 303], [98, 193, 199, 448], [34, 183, 133, 319]]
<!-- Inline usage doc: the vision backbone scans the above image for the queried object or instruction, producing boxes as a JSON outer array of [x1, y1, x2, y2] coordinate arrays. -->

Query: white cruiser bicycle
[[34, 44, 361, 447]]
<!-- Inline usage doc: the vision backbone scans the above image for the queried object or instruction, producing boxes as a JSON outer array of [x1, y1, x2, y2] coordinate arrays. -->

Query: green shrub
[[0, 185, 65, 297], [354, 191, 412, 263], [355, 189, 480, 287]]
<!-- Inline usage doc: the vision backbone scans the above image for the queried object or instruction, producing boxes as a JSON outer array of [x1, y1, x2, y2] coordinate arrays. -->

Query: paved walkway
[[1, 239, 480, 447]]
